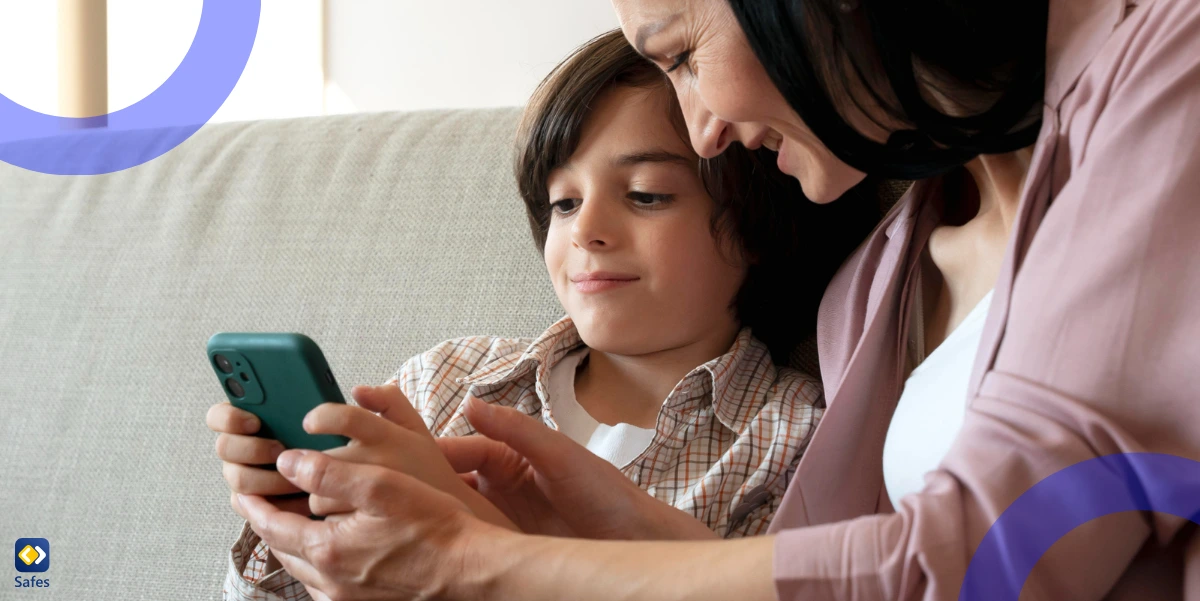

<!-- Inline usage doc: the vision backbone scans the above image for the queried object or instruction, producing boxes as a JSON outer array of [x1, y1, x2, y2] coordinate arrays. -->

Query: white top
[[545, 347, 657, 468], [882, 290, 994, 507]]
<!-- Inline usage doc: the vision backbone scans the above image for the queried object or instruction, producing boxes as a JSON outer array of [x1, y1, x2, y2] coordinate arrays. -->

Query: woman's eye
[[666, 50, 692, 74], [628, 192, 675, 208], [550, 199, 580, 214]]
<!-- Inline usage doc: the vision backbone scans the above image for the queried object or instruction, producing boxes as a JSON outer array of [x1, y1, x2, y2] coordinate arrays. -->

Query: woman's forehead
[[612, 0, 692, 43]]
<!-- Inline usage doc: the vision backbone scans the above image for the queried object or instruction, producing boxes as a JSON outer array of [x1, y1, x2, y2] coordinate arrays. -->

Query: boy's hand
[[299, 384, 519, 532], [206, 402, 311, 516], [440, 398, 719, 540]]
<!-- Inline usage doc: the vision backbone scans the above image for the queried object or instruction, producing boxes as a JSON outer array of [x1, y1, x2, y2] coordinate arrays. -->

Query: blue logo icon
[[960, 453, 1200, 600], [14, 539, 49, 573], [0, 0, 261, 175]]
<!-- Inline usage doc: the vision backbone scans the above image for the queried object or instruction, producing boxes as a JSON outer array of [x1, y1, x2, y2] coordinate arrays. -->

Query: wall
[[0, 1, 59, 114], [0, 1, 619, 124], [324, 0, 620, 113], [0, 0, 322, 124]]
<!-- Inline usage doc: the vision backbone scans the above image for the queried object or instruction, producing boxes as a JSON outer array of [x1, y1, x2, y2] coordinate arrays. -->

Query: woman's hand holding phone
[[295, 383, 520, 532], [206, 402, 312, 515]]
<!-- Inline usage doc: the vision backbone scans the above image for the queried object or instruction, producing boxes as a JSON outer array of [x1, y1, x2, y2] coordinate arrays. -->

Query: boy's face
[[544, 84, 747, 357]]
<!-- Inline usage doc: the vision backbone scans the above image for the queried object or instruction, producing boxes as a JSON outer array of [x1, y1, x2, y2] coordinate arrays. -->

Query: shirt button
[[647, 485, 657, 497]]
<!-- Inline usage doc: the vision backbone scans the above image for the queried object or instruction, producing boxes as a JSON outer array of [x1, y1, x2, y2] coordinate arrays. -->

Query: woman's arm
[[475, 531, 777, 601], [236, 451, 774, 601]]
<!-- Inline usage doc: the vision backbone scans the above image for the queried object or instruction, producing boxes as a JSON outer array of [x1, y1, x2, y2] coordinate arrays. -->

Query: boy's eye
[[628, 192, 674, 207], [550, 198, 580, 214]]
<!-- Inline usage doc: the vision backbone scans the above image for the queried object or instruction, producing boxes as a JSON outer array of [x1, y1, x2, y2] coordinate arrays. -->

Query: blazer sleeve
[[773, 2, 1200, 600]]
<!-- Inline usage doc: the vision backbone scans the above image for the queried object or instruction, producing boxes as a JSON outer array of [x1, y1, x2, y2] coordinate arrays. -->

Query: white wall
[[0, 1, 59, 114], [1, 0, 619, 124], [0, 0, 322, 124], [324, 0, 620, 113]]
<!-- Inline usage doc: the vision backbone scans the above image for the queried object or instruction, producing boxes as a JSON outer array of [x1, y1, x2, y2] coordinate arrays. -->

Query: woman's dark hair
[[515, 30, 879, 363], [726, 0, 1048, 180]]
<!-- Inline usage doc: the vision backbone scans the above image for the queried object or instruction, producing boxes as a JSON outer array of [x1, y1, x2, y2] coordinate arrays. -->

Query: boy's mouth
[[571, 272, 640, 293]]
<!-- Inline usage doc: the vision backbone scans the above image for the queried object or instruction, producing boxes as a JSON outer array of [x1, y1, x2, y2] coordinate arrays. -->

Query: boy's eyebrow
[[634, 14, 681, 60], [613, 150, 695, 168]]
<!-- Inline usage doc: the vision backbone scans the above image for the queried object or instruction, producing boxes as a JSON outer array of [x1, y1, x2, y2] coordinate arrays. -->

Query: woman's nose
[[688, 107, 733, 159]]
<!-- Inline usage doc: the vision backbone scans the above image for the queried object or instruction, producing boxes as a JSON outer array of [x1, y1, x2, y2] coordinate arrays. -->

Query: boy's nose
[[570, 198, 618, 250]]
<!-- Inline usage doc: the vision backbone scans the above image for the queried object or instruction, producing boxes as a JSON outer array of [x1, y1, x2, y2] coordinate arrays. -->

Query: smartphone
[[206, 332, 351, 451]]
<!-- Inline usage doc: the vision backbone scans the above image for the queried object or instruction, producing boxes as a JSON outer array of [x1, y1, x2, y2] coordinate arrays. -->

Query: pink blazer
[[768, 0, 1200, 599]]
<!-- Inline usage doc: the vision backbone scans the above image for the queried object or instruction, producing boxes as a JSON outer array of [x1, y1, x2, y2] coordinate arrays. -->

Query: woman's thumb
[[463, 396, 573, 478]]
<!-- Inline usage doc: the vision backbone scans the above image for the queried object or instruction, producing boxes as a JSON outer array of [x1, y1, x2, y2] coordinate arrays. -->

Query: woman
[[234, 0, 1200, 599]]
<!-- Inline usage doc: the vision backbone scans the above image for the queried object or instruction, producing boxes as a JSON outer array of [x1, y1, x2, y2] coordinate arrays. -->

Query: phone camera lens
[[214, 354, 234, 374], [225, 377, 246, 398]]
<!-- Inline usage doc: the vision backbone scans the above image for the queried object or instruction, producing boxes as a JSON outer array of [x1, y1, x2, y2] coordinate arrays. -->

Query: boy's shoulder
[[736, 335, 824, 409], [421, 334, 536, 361], [764, 364, 823, 407], [398, 334, 537, 381], [712, 335, 824, 441]]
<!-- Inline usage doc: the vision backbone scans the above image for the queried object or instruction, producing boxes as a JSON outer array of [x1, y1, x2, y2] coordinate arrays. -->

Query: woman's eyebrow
[[613, 150, 694, 167], [634, 14, 682, 59]]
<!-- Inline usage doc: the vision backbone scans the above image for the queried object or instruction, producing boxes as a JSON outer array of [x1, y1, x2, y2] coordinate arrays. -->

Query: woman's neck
[[921, 148, 1033, 352], [572, 322, 740, 429], [963, 148, 1032, 232]]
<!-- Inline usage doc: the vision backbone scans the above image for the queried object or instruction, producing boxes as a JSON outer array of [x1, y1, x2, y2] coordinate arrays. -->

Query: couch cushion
[[0, 108, 563, 600]]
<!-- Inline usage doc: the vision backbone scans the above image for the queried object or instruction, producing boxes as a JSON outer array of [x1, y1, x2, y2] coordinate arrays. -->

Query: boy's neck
[[572, 323, 741, 429]]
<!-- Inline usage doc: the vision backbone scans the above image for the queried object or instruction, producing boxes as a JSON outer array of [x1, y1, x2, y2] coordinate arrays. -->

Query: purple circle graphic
[[960, 453, 1200, 600], [0, 0, 260, 175]]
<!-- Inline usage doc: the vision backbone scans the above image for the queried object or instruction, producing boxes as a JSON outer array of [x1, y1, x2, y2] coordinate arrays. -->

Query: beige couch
[[1, 106, 869, 600], [0, 109, 569, 600]]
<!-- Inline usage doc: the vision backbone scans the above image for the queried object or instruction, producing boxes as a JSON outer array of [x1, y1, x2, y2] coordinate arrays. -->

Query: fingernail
[[469, 396, 492, 413], [270, 442, 286, 460], [277, 450, 305, 477]]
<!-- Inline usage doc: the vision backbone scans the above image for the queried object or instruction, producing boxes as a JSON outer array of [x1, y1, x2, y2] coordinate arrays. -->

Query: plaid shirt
[[223, 316, 823, 601]]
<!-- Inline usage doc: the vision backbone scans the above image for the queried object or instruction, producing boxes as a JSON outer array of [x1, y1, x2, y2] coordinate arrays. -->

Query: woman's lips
[[571, 272, 639, 293]]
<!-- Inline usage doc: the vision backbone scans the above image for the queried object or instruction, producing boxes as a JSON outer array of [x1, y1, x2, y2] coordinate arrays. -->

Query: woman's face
[[543, 84, 746, 358], [612, 0, 868, 203]]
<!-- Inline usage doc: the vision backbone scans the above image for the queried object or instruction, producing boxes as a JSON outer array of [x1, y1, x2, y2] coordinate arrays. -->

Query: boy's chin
[[573, 319, 658, 356]]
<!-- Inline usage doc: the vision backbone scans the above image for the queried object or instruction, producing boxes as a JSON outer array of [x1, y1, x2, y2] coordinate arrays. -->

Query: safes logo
[[14, 539, 47, 573], [13, 538, 49, 589]]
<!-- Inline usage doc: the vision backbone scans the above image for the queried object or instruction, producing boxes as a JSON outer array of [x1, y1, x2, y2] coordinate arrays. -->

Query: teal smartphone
[[206, 332, 351, 451]]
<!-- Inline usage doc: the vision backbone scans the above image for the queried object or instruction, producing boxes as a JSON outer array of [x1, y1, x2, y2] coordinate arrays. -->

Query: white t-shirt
[[545, 347, 657, 468], [882, 290, 994, 507]]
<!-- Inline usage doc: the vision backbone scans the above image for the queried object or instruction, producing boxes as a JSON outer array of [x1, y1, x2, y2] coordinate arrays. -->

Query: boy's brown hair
[[514, 30, 878, 363]]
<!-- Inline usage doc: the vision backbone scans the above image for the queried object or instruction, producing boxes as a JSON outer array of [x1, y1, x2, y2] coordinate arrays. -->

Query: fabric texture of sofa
[[0, 108, 573, 600]]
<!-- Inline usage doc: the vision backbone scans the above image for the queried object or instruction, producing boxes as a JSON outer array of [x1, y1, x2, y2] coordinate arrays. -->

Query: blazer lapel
[[771, 181, 941, 530]]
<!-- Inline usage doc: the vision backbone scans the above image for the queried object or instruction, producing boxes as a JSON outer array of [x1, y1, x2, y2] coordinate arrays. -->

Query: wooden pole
[[57, 0, 107, 126]]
